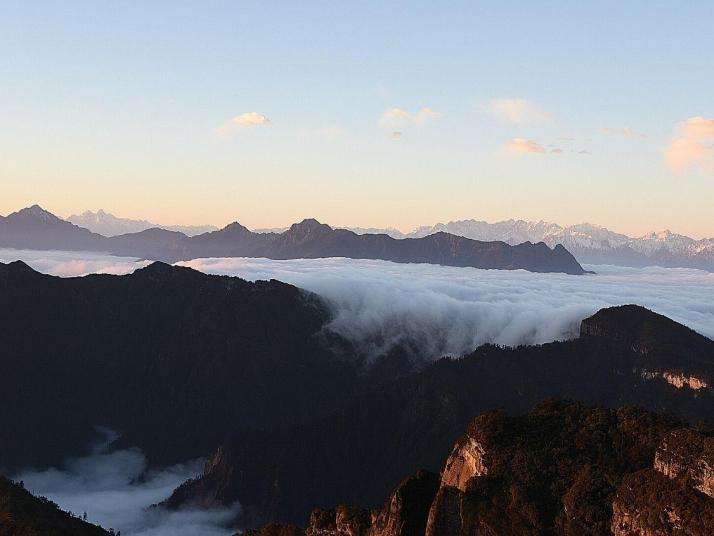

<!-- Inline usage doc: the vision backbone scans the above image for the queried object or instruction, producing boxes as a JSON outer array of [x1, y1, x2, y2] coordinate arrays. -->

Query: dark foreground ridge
[[1, 262, 713, 529], [0, 205, 587, 274]]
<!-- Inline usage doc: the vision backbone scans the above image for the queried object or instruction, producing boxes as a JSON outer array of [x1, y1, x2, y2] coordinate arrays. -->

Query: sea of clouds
[[2, 248, 712, 359], [180, 257, 714, 358], [14, 429, 238, 536]]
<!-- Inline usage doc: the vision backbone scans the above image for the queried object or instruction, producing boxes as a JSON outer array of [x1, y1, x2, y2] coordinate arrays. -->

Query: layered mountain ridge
[[0, 206, 586, 274]]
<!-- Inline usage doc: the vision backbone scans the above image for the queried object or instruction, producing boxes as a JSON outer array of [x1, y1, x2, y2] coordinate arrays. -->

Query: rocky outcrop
[[303, 506, 371, 536], [611, 469, 714, 536], [242, 523, 305, 536], [422, 413, 494, 535], [424, 486, 462, 536], [245, 402, 714, 536], [440, 436, 489, 491], [654, 428, 714, 498], [368, 470, 439, 536], [641, 369, 709, 391]]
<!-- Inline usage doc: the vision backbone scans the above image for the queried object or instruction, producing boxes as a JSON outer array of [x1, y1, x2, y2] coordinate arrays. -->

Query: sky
[[1, 1, 713, 237]]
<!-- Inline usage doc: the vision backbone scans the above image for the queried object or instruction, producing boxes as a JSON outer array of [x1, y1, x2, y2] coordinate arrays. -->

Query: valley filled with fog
[[15, 432, 237, 536], [2, 248, 712, 358]]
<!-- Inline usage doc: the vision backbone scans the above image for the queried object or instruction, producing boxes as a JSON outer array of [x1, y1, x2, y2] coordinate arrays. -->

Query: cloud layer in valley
[[14, 431, 238, 536], [0, 249, 150, 277], [179, 257, 714, 360], [2, 250, 712, 360]]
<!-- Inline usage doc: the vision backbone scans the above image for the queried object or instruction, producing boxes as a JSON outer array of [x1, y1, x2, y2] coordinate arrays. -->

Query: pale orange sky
[[1, 2, 713, 239]]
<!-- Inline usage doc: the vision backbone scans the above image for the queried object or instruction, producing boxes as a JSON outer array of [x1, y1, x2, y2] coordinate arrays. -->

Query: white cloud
[[665, 116, 714, 173], [503, 137, 546, 155], [215, 112, 271, 136], [486, 98, 550, 125], [379, 107, 441, 129]]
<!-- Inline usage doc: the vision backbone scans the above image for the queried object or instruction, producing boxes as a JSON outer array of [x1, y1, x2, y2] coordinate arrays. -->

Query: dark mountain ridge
[[0, 476, 111, 536], [0, 205, 586, 274], [167, 304, 714, 526], [1, 262, 712, 529]]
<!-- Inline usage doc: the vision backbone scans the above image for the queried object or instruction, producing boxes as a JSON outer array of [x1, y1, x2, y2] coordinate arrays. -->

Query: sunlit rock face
[[661, 371, 709, 390], [303, 506, 371, 536], [612, 429, 714, 536], [440, 437, 489, 491], [611, 469, 714, 536], [641, 369, 710, 391], [654, 428, 714, 498]]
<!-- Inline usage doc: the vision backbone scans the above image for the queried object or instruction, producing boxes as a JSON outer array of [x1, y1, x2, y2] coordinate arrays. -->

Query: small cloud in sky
[[485, 98, 550, 125], [665, 116, 714, 173], [379, 107, 441, 129], [602, 127, 645, 139], [503, 138, 546, 156], [215, 112, 271, 136]]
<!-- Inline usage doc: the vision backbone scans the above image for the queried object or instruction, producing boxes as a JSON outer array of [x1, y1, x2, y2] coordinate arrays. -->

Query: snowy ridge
[[66, 209, 217, 237], [346, 220, 714, 270]]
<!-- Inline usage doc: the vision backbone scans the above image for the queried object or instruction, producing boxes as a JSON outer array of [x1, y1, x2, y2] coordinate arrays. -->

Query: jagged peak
[[221, 221, 251, 233], [287, 218, 333, 233], [9, 204, 61, 222]]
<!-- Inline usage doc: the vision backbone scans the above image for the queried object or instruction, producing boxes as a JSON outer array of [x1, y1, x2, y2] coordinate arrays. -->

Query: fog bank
[[180, 257, 714, 358], [14, 431, 237, 536], [1, 249, 712, 359]]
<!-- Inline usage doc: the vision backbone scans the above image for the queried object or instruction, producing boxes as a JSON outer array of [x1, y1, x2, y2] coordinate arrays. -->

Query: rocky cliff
[[611, 469, 714, 536], [248, 401, 714, 536], [653, 428, 714, 498]]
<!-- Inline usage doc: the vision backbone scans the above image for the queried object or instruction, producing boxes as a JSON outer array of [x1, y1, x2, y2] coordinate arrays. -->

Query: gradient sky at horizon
[[1, 1, 713, 237]]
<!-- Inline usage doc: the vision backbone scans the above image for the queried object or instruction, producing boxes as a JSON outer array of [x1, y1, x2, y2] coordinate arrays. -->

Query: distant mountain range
[[0, 205, 586, 274], [212, 216, 714, 271], [346, 220, 714, 270], [67, 209, 218, 236], [5, 204, 714, 271]]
